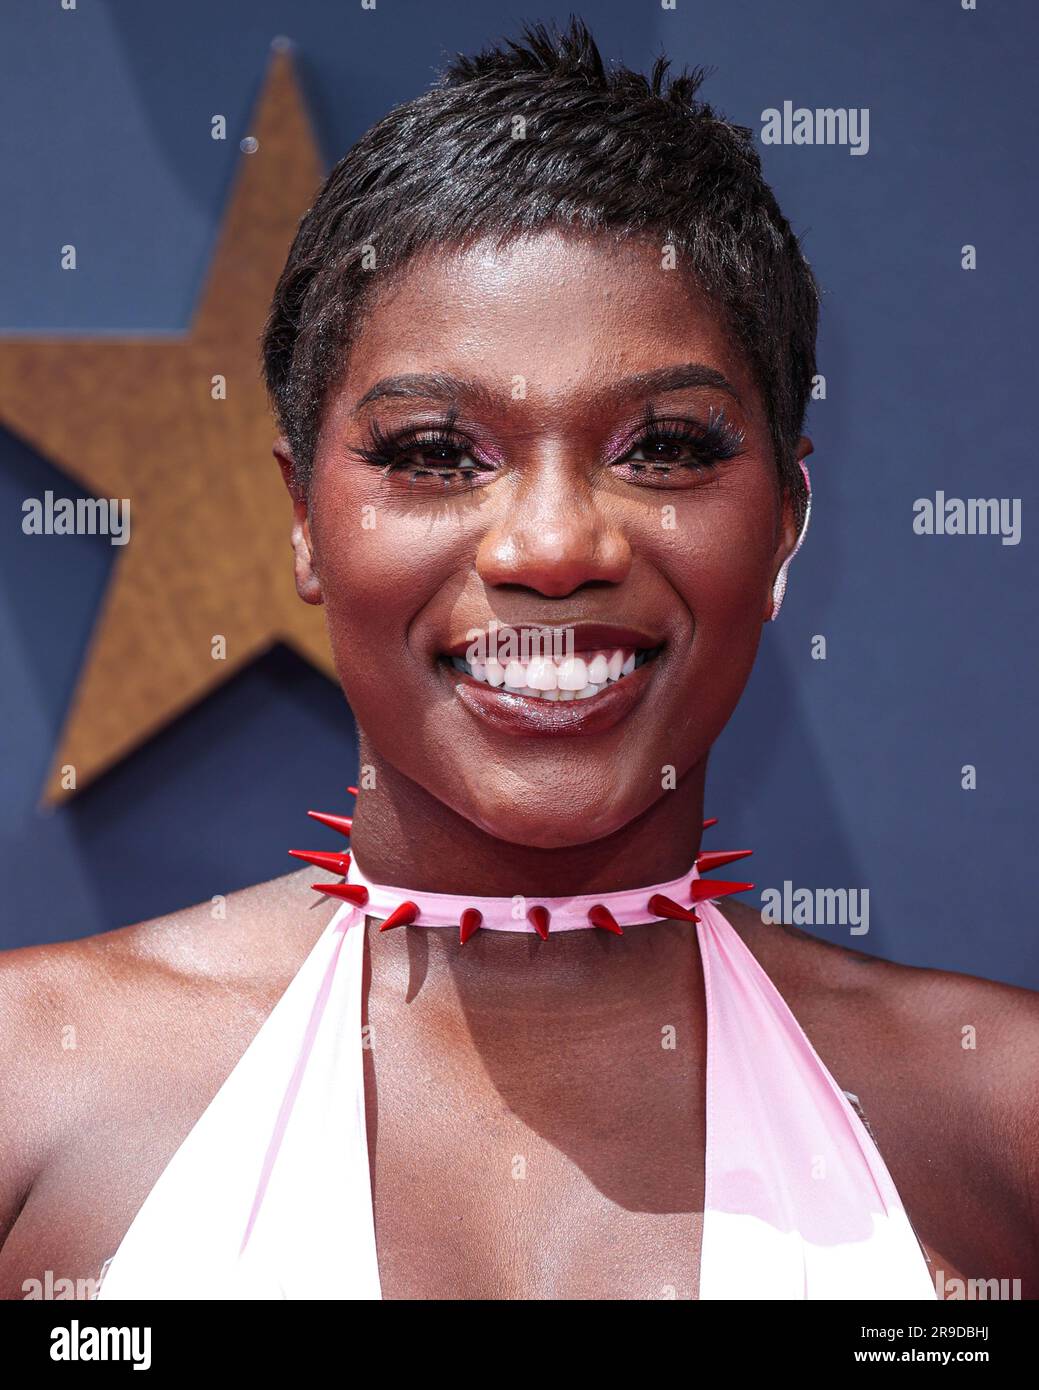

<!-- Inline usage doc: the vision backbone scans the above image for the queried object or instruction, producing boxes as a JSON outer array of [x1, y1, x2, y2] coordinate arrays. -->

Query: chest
[[361, 968, 708, 1298]]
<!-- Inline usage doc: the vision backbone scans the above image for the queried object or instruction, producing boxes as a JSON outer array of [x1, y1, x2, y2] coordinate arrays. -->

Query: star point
[[0, 48, 336, 801]]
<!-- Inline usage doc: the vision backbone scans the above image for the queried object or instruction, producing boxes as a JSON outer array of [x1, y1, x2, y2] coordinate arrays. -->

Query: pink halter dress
[[93, 859, 937, 1301]]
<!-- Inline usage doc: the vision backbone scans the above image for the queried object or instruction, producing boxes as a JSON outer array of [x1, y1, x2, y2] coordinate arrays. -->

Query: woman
[[2, 19, 1036, 1302]]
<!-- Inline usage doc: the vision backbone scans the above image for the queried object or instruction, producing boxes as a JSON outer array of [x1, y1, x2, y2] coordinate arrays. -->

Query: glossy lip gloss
[[444, 656, 656, 737]]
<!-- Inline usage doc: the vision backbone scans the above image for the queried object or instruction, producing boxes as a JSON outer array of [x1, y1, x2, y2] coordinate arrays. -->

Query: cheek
[[653, 471, 778, 623], [644, 475, 778, 744], [306, 478, 461, 707]]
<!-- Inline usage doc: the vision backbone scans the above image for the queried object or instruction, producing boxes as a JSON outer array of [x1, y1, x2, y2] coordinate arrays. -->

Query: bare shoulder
[[0, 869, 332, 1241], [0, 866, 328, 1032], [724, 898, 1039, 1060]]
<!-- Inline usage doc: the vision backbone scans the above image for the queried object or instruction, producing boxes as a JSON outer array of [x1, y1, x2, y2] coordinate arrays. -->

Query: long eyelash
[[353, 407, 486, 488], [353, 420, 454, 471], [624, 405, 747, 473]]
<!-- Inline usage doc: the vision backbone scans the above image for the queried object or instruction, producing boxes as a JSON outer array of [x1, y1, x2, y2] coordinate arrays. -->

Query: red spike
[[588, 904, 623, 936], [702, 817, 718, 829], [459, 908, 483, 945], [346, 785, 359, 796], [379, 900, 419, 932], [289, 849, 351, 874], [690, 879, 755, 903], [312, 882, 369, 906], [696, 849, 753, 874], [527, 905, 551, 940], [647, 893, 699, 924], [307, 810, 353, 837]]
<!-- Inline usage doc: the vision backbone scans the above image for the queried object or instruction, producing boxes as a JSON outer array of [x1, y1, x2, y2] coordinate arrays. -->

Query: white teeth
[[450, 644, 656, 702], [526, 656, 558, 691], [557, 656, 588, 691], [586, 653, 609, 684]]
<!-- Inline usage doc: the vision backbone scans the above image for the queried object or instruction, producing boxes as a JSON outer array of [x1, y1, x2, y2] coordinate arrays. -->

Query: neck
[[348, 741, 709, 898]]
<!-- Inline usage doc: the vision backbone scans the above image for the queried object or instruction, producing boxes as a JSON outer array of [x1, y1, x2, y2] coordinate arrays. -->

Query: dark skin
[[1, 231, 1037, 1300]]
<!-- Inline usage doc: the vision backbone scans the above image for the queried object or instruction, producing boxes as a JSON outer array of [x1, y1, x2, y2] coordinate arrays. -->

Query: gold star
[[0, 44, 335, 802]]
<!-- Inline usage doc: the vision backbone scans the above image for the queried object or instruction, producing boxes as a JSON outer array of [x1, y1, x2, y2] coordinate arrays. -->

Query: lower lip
[[443, 657, 657, 737]]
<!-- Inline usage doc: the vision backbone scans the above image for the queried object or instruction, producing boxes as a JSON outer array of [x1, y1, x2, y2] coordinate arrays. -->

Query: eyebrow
[[350, 362, 741, 416]]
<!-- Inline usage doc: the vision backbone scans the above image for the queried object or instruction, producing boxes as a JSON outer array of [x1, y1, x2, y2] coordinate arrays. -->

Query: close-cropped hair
[[261, 16, 820, 523]]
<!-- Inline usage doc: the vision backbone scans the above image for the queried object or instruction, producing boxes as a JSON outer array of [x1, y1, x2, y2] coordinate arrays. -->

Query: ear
[[763, 435, 813, 622], [273, 436, 323, 606]]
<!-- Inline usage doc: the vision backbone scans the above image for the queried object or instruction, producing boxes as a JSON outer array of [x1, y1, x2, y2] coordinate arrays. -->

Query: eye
[[354, 423, 495, 489], [389, 439, 481, 482], [627, 433, 712, 469], [612, 412, 747, 484]]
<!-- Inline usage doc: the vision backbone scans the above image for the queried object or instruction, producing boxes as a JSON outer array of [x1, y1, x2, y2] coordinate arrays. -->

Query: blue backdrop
[[1, 0, 1035, 987]]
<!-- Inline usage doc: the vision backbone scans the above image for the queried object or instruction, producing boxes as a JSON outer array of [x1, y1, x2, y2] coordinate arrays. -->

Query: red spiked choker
[[290, 790, 754, 944]]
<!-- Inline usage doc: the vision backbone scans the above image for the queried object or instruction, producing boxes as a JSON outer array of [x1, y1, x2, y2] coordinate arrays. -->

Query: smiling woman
[[1, 16, 1036, 1305]]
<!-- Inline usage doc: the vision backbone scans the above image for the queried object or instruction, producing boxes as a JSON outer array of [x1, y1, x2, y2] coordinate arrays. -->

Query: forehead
[[336, 230, 760, 416]]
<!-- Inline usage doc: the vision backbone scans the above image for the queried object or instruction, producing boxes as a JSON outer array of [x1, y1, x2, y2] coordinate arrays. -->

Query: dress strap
[[696, 899, 937, 1299], [96, 903, 382, 1299]]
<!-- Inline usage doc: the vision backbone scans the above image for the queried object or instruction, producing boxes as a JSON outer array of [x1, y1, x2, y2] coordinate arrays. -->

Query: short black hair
[[261, 15, 819, 523]]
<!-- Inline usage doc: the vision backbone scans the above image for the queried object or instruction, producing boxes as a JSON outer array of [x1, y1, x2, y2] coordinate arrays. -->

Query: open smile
[[445, 644, 660, 700], [438, 625, 665, 737]]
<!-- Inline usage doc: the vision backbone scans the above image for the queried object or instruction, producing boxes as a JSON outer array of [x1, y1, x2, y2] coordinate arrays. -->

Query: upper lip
[[442, 622, 665, 659]]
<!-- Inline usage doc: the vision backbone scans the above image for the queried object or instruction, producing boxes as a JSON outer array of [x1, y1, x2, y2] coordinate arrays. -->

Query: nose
[[475, 457, 632, 598]]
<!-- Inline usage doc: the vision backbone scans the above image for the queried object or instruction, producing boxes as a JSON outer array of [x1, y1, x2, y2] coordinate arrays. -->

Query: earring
[[770, 459, 812, 621]]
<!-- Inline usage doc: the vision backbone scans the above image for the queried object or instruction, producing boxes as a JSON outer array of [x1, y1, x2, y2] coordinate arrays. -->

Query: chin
[[450, 775, 646, 851]]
